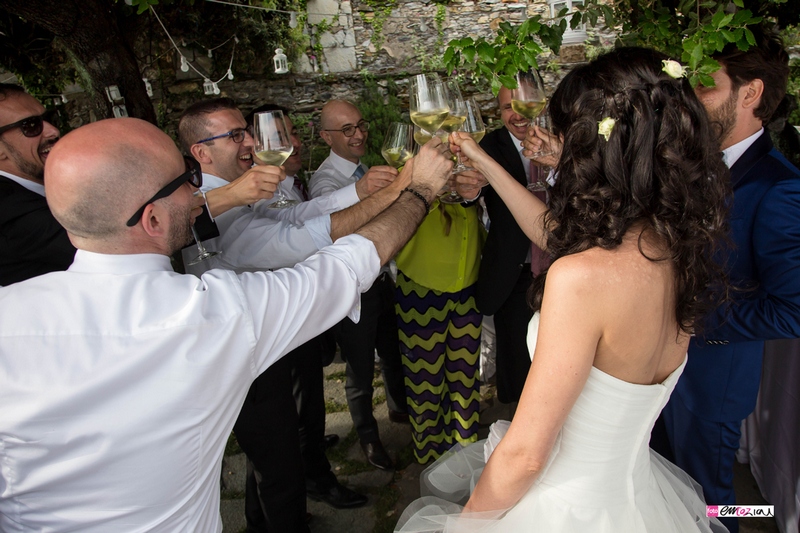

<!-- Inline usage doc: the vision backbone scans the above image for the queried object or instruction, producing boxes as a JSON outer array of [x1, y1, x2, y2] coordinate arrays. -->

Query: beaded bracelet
[[402, 187, 430, 213]]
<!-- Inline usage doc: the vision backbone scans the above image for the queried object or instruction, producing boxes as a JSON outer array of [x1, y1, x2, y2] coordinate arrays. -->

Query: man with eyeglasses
[[0, 84, 70, 286], [0, 116, 453, 532], [310, 99, 408, 472], [178, 98, 416, 531]]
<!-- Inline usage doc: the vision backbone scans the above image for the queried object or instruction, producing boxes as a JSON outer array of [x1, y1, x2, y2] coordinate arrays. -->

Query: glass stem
[[191, 226, 209, 255]]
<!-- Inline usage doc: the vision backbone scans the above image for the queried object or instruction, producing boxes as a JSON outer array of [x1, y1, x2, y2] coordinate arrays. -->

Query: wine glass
[[510, 70, 547, 126], [187, 192, 222, 265], [452, 97, 485, 173], [381, 123, 415, 169], [253, 110, 299, 209], [409, 73, 450, 136], [530, 112, 556, 159]]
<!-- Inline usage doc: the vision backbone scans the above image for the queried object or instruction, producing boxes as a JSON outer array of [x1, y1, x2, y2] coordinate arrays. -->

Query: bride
[[395, 47, 730, 532]]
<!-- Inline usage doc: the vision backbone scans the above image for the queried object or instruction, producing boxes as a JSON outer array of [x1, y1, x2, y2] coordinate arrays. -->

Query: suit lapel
[[730, 132, 773, 189]]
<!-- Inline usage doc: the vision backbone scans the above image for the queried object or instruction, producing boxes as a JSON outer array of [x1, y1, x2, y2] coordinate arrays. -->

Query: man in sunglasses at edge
[[0, 84, 71, 286], [0, 116, 453, 532], [309, 100, 408, 472]]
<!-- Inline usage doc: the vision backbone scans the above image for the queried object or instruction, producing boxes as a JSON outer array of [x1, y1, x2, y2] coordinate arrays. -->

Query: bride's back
[[563, 227, 689, 386]]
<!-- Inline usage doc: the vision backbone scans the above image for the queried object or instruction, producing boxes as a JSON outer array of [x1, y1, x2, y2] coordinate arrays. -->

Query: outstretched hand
[[449, 132, 489, 172], [408, 136, 453, 196], [355, 165, 399, 199], [204, 165, 283, 218], [522, 126, 561, 168]]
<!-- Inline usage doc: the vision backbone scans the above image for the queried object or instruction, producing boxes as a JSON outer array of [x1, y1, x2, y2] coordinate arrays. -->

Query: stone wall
[[48, 0, 596, 144]]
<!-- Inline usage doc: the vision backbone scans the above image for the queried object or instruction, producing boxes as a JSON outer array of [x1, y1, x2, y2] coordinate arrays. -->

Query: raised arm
[[450, 132, 548, 250], [355, 138, 453, 264]]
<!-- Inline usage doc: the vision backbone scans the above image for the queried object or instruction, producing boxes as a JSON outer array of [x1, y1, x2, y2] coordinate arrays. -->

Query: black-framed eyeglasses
[[126, 156, 203, 227], [0, 110, 57, 138], [322, 119, 370, 138], [195, 128, 247, 145]]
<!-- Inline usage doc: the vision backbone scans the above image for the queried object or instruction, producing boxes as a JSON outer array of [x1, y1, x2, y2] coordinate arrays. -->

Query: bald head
[[319, 100, 360, 130], [319, 100, 367, 163], [46, 118, 187, 248]]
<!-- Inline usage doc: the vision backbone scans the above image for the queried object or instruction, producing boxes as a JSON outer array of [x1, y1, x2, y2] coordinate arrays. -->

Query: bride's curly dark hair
[[529, 47, 731, 335]]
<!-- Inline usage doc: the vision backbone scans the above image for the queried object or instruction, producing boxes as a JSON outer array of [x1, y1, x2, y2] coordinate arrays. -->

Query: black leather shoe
[[306, 481, 368, 509], [360, 440, 394, 470], [388, 410, 410, 424], [321, 433, 339, 450]]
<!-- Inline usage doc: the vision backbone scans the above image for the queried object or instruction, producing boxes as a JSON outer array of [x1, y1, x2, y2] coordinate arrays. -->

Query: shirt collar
[[0, 170, 45, 196], [722, 128, 763, 169], [326, 150, 362, 177], [200, 172, 230, 192], [68, 249, 174, 275], [507, 129, 525, 153]]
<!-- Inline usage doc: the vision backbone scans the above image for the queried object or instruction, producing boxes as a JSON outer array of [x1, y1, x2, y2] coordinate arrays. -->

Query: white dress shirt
[[309, 151, 365, 199], [0, 170, 45, 196], [0, 235, 379, 533], [182, 173, 357, 274], [722, 128, 764, 169]]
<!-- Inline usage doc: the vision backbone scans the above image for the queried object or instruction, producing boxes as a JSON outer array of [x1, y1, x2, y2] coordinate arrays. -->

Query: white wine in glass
[[381, 123, 415, 169], [446, 97, 485, 197], [409, 73, 450, 135], [253, 110, 299, 209], [510, 70, 547, 125]]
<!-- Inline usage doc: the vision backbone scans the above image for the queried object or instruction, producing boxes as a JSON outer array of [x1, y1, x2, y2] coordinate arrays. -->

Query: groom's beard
[[706, 89, 738, 148]]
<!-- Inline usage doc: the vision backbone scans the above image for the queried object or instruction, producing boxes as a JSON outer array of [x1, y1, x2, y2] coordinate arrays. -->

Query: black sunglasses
[[0, 110, 57, 138], [126, 156, 203, 227]]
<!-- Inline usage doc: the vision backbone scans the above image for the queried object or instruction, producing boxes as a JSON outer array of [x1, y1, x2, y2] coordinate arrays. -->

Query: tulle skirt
[[395, 422, 728, 533]]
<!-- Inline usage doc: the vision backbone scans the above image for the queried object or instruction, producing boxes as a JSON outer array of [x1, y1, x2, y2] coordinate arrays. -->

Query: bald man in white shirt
[[0, 117, 452, 533]]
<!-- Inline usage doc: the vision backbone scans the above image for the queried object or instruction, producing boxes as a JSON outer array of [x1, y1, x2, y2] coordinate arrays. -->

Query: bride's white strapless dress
[[395, 314, 727, 532]]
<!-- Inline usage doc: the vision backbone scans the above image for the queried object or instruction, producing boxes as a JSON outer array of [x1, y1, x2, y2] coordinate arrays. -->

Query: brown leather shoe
[[360, 439, 394, 470], [388, 410, 410, 424]]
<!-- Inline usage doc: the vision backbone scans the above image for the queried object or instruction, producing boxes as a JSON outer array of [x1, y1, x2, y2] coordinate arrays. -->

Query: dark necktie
[[292, 178, 309, 201], [353, 164, 365, 180]]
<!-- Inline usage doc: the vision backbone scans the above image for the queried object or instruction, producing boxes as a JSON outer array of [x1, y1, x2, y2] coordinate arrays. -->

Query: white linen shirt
[[309, 151, 365, 199], [182, 173, 358, 274], [0, 235, 379, 532]]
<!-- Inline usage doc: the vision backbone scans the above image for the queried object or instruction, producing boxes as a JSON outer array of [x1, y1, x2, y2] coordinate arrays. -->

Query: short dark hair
[[714, 24, 789, 123], [244, 104, 290, 128], [178, 97, 239, 153], [0, 83, 27, 103]]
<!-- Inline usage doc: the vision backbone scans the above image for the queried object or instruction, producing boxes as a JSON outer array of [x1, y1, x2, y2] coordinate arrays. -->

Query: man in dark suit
[[652, 26, 800, 533], [0, 84, 71, 285], [476, 86, 542, 404]]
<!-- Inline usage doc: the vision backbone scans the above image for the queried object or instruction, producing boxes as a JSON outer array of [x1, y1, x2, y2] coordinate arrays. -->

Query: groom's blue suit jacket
[[674, 131, 800, 422]]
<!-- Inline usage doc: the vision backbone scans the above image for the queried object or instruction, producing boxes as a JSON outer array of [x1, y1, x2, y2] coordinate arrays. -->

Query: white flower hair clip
[[598, 117, 615, 142], [662, 59, 687, 79]]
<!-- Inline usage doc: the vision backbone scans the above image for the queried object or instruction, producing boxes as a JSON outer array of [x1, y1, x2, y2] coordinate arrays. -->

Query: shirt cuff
[[319, 234, 381, 322], [335, 183, 361, 208]]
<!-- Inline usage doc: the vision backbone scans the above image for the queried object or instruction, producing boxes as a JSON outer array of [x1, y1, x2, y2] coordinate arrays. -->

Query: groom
[[652, 25, 800, 533]]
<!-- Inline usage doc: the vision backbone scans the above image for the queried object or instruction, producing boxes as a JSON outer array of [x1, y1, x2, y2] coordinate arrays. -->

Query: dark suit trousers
[[291, 333, 338, 489], [494, 267, 534, 404], [233, 356, 309, 533], [335, 273, 405, 443]]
